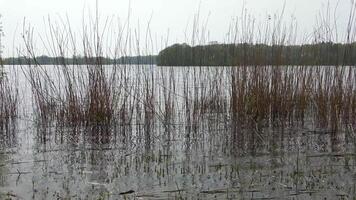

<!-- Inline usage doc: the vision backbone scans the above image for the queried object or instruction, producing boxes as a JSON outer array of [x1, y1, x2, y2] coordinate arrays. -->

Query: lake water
[[0, 65, 355, 199]]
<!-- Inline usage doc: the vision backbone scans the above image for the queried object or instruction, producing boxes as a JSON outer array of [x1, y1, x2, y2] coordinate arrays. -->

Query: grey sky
[[0, 0, 352, 57]]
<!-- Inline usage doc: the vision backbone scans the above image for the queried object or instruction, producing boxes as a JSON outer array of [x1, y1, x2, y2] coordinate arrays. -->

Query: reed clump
[[20, 15, 123, 127], [0, 71, 18, 132]]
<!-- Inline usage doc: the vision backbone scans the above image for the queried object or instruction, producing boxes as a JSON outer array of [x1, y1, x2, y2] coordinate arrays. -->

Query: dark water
[[0, 65, 355, 199], [1, 119, 355, 199]]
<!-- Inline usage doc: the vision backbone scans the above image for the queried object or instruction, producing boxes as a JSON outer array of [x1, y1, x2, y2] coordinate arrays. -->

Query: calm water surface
[[0, 65, 355, 199]]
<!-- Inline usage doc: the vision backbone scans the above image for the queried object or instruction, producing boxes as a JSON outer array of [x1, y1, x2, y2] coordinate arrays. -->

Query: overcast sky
[[0, 0, 352, 57]]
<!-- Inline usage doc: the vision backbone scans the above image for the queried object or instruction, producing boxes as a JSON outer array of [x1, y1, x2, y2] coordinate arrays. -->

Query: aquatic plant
[[15, 4, 356, 136], [0, 14, 18, 132]]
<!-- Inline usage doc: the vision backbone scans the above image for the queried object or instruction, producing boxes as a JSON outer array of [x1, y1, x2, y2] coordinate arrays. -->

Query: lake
[[0, 65, 355, 199]]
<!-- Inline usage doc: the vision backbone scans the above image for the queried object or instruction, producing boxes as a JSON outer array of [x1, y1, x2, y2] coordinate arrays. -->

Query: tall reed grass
[[16, 3, 356, 136], [0, 15, 18, 133]]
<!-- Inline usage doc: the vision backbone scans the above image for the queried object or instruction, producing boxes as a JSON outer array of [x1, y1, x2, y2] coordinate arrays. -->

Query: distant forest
[[157, 42, 356, 66], [3, 42, 356, 66], [2, 55, 157, 65]]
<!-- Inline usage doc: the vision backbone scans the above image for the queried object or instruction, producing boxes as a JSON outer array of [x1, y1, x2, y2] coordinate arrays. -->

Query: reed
[[0, 16, 18, 133], [21, 14, 124, 126], [0, 70, 18, 132], [14, 3, 356, 136]]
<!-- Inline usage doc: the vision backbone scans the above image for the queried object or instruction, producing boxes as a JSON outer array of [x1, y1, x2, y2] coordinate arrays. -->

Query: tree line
[[157, 42, 356, 66], [3, 55, 157, 65], [3, 42, 356, 66]]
